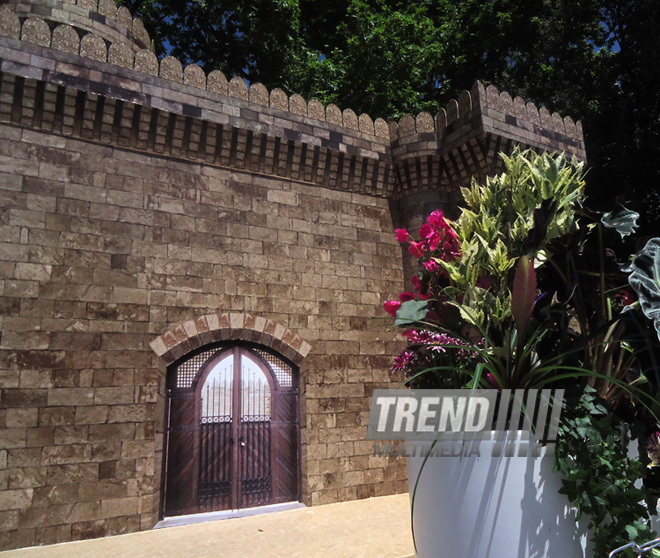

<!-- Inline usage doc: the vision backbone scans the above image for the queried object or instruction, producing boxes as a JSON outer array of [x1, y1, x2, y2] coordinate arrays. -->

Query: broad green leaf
[[627, 237, 660, 341], [394, 299, 428, 326], [625, 524, 638, 540], [602, 204, 640, 239]]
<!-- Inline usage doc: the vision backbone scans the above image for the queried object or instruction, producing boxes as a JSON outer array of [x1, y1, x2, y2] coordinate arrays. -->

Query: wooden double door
[[162, 344, 300, 517]]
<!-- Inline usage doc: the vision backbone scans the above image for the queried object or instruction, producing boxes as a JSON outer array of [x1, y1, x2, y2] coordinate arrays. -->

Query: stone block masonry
[[0, 0, 585, 550]]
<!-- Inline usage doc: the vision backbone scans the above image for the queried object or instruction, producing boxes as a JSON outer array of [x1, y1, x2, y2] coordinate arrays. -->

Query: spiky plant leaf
[[512, 255, 537, 338]]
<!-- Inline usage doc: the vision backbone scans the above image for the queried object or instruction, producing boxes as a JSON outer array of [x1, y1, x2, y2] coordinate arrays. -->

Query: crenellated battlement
[[0, 0, 151, 52], [0, 2, 395, 138], [389, 82, 582, 144], [0, 0, 585, 203], [0, 0, 584, 151]]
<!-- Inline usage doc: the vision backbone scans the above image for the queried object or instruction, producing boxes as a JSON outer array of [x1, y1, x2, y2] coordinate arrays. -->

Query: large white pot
[[406, 432, 593, 558]]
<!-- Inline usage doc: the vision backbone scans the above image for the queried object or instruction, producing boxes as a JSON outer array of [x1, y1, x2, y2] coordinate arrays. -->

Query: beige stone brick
[[1, 331, 50, 351], [19, 503, 74, 528], [120, 441, 153, 460], [5, 408, 39, 428], [42, 446, 89, 469], [0, 510, 19, 532], [106, 513, 140, 536], [93, 386, 135, 405], [107, 404, 153, 423], [0, 428, 27, 449], [7, 467, 47, 489], [7, 448, 42, 469], [100, 496, 139, 518], [47, 388, 94, 406], [75, 405, 109, 425], [0, 242, 30, 263], [14, 263, 52, 282], [34, 524, 73, 545], [78, 480, 129, 502], [0, 488, 33, 511], [53, 426, 89, 445], [46, 464, 99, 485], [39, 407, 74, 426], [68, 502, 102, 523]]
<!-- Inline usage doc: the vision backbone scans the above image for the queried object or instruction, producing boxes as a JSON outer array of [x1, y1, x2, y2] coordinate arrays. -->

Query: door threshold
[[154, 501, 307, 529]]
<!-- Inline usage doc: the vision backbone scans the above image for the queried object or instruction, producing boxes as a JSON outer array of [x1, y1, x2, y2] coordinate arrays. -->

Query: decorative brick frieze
[[0, 13, 586, 203], [150, 313, 311, 366]]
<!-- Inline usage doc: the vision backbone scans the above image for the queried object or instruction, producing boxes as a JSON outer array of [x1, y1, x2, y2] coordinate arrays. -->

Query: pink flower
[[390, 350, 416, 373], [423, 259, 439, 272], [395, 228, 409, 243], [399, 292, 415, 302], [428, 232, 443, 252], [442, 240, 460, 261], [427, 210, 446, 228], [408, 241, 425, 258], [384, 300, 401, 317], [411, 275, 422, 294], [486, 373, 500, 389], [401, 329, 416, 340], [419, 223, 434, 240]]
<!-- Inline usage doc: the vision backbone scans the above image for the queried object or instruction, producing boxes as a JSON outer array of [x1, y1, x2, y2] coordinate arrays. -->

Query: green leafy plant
[[384, 148, 660, 556], [437, 148, 586, 330], [555, 386, 654, 557]]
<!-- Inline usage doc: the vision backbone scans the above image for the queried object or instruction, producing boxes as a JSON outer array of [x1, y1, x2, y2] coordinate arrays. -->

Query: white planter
[[406, 432, 593, 558]]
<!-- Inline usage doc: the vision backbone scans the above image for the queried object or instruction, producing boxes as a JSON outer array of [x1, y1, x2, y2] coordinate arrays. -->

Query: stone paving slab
[[1, 494, 415, 558]]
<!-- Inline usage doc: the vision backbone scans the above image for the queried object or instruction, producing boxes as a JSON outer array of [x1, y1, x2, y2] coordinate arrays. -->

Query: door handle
[[239, 436, 245, 447]]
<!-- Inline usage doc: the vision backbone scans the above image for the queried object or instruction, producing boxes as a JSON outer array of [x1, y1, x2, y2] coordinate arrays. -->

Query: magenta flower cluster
[[390, 329, 476, 375], [385, 210, 460, 318]]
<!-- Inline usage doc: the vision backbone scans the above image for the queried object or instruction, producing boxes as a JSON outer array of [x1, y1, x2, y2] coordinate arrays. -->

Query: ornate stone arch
[[149, 312, 312, 366]]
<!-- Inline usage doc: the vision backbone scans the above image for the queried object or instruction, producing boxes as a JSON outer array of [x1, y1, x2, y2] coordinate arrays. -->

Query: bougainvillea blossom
[[395, 228, 409, 243], [383, 208, 458, 315], [408, 241, 425, 258], [423, 259, 439, 272], [384, 300, 401, 317]]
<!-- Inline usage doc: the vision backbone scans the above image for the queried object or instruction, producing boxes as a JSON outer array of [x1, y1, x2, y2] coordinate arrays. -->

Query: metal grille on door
[[198, 355, 232, 512]]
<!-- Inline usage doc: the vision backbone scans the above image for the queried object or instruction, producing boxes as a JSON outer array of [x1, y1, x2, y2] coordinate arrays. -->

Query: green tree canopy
[[119, 0, 660, 232]]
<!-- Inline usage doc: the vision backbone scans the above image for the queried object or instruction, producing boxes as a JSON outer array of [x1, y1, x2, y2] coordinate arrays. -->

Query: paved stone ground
[[1, 494, 415, 558]]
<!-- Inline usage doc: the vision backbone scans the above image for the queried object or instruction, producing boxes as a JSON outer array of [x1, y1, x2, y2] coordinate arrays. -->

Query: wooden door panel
[[239, 420, 272, 509], [198, 420, 232, 512], [272, 423, 298, 503], [164, 392, 197, 516]]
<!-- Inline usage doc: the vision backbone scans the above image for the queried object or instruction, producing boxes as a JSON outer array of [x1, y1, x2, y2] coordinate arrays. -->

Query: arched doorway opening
[[161, 342, 300, 517]]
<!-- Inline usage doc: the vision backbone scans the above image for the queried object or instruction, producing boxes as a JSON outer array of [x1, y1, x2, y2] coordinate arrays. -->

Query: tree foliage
[[118, 0, 660, 229]]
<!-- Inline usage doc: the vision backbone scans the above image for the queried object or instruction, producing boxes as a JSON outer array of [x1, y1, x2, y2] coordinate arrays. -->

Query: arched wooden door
[[162, 344, 300, 517]]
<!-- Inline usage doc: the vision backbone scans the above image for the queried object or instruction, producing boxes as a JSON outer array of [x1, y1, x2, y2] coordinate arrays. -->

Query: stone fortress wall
[[0, 0, 585, 550]]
